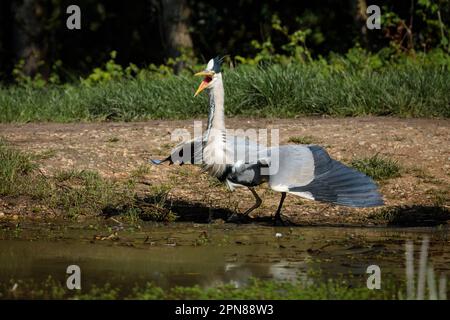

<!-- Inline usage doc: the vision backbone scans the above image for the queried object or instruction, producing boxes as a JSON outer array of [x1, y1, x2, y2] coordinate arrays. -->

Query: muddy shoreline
[[1, 117, 449, 226]]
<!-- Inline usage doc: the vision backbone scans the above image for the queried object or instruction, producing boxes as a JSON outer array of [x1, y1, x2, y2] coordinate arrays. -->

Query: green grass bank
[[1, 52, 449, 122]]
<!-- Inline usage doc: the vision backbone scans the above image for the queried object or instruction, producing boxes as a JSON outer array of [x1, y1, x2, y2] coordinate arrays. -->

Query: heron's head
[[194, 57, 222, 97]]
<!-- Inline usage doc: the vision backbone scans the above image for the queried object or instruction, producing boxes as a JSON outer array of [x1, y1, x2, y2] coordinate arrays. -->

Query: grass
[[51, 169, 136, 218], [0, 61, 449, 123], [107, 136, 120, 143], [0, 139, 45, 197], [1, 276, 402, 300], [136, 184, 177, 221], [351, 154, 401, 181], [0, 140, 172, 221], [130, 164, 152, 179], [425, 188, 450, 207]]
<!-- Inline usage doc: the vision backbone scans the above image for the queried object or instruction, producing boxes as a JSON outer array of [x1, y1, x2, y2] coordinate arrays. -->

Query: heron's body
[[151, 57, 383, 222]]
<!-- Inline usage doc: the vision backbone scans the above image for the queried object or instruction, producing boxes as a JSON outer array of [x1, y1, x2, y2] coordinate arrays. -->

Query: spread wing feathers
[[286, 145, 384, 207], [266, 145, 315, 191], [226, 135, 265, 164]]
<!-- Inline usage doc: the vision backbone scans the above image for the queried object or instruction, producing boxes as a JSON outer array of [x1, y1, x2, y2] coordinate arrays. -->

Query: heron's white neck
[[207, 73, 225, 133], [203, 73, 228, 177]]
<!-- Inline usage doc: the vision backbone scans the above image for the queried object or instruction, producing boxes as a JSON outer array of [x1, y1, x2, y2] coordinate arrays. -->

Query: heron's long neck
[[206, 74, 225, 133], [203, 73, 228, 177]]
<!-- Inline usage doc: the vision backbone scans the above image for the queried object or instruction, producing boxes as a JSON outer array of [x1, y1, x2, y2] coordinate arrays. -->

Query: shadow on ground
[[369, 205, 450, 227], [101, 195, 289, 225], [147, 198, 285, 225], [103, 195, 449, 227]]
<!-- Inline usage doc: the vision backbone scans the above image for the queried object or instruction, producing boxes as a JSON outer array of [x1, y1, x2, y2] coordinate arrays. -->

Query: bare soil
[[1, 117, 449, 226]]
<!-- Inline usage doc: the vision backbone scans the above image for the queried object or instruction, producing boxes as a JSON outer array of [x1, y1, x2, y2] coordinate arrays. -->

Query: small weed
[[207, 176, 223, 188], [392, 135, 406, 142], [136, 184, 177, 222], [124, 207, 141, 224], [130, 164, 151, 179], [32, 149, 57, 160], [0, 139, 44, 196], [107, 137, 120, 143], [426, 188, 449, 206], [408, 167, 444, 185], [288, 135, 318, 145], [351, 154, 401, 181], [195, 231, 210, 246]]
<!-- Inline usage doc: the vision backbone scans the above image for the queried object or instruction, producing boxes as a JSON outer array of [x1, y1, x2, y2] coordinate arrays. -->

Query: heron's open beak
[[194, 71, 214, 97]]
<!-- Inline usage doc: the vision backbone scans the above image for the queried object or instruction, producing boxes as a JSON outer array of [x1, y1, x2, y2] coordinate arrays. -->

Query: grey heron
[[151, 57, 384, 223]]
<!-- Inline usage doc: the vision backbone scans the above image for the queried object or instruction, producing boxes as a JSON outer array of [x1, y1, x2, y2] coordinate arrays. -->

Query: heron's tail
[[289, 147, 384, 208]]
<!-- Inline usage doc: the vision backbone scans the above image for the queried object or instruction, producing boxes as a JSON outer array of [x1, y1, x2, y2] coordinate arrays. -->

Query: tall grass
[[0, 62, 449, 122]]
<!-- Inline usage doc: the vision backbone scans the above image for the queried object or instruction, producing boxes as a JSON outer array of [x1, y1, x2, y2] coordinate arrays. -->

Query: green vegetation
[[1, 277, 401, 300], [0, 49, 449, 122], [426, 187, 450, 206], [51, 169, 136, 218], [1, 1, 449, 121], [0, 140, 39, 196], [351, 154, 402, 181], [0, 140, 172, 221]]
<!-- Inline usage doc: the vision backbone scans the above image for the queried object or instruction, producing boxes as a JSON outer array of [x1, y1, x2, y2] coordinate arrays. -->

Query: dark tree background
[[0, 0, 448, 81]]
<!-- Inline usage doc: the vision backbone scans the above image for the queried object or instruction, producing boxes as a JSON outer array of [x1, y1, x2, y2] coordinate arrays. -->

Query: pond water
[[0, 220, 449, 297]]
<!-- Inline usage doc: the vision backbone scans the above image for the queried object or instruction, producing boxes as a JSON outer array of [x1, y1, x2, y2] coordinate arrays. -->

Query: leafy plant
[[82, 51, 126, 85]]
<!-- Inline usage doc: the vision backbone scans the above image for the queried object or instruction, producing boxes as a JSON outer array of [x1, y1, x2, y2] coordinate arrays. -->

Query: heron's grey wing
[[266, 145, 316, 191], [290, 145, 383, 207], [226, 136, 266, 164], [267, 145, 384, 207]]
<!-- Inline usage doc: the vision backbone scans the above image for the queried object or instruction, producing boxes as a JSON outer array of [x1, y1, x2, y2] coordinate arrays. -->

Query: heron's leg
[[227, 187, 261, 222], [274, 192, 287, 224], [242, 187, 262, 216], [207, 208, 214, 223]]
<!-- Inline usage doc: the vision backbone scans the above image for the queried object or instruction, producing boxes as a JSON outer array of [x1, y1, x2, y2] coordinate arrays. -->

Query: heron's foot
[[227, 213, 251, 223]]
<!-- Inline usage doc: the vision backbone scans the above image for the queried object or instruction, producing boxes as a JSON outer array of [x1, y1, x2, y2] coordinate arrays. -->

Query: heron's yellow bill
[[194, 71, 214, 97]]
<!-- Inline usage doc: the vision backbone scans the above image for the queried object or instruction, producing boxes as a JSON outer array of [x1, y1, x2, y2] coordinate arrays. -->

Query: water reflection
[[0, 223, 449, 295]]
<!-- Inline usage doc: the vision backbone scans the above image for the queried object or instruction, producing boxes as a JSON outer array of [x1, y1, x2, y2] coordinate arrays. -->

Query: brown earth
[[0, 117, 449, 226]]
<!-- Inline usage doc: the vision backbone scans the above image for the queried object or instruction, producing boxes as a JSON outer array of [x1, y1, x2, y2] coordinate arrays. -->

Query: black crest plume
[[212, 55, 227, 73]]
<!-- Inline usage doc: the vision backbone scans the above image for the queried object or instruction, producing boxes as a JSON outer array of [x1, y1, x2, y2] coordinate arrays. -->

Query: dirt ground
[[1, 117, 449, 226]]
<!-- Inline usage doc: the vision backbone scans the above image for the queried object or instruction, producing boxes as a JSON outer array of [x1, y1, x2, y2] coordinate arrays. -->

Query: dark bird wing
[[266, 145, 384, 207]]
